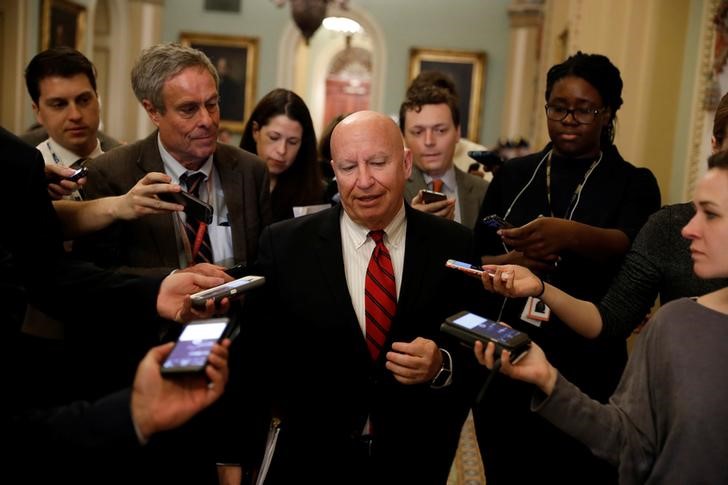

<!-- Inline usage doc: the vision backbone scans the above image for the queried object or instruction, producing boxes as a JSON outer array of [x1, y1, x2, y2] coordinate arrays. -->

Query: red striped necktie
[[181, 172, 214, 264], [364, 230, 397, 361]]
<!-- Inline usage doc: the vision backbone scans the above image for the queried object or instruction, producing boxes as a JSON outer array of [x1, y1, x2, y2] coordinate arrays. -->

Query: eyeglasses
[[545, 104, 604, 124]]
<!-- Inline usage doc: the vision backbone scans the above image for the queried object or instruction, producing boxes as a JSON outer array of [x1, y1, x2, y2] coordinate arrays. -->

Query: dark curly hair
[[399, 86, 460, 133], [545, 51, 623, 147]]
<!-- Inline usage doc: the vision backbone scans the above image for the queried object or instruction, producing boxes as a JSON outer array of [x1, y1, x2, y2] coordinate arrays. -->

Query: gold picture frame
[[40, 0, 87, 51], [180, 32, 259, 133], [408, 47, 487, 143]]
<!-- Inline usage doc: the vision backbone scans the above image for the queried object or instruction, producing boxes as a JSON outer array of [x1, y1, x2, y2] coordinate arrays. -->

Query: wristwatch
[[431, 348, 453, 389]]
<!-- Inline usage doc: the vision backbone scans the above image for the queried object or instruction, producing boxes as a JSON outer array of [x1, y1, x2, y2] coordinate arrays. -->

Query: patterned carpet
[[448, 412, 486, 484]]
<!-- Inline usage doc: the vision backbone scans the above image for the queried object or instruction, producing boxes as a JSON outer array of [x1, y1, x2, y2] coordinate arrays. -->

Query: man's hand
[[131, 339, 231, 442], [112, 172, 183, 220], [386, 337, 442, 384], [156, 272, 229, 322], [410, 191, 456, 220], [45, 164, 85, 200], [178, 263, 233, 282]]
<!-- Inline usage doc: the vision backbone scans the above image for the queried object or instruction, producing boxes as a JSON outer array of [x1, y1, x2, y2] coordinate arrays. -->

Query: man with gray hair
[[78, 43, 271, 277]]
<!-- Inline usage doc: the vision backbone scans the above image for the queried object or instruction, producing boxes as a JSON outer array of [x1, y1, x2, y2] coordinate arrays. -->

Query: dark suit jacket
[[405, 165, 489, 229], [0, 127, 167, 480], [78, 131, 272, 277], [226, 204, 484, 484]]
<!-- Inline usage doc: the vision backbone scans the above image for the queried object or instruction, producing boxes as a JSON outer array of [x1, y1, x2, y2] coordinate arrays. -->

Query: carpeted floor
[[448, 412, 486, 484]]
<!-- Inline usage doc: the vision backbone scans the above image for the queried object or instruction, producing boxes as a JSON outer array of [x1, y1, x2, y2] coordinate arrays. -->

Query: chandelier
[[271, 0, 350, 44]]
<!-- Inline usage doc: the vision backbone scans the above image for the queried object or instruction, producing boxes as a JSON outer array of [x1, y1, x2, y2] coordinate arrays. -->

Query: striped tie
[[181, 172, 214, 264], [364, 230, 397, 361]]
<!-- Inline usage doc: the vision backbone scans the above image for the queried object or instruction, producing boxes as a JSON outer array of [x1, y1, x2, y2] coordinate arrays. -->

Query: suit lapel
[[136, 133, 179, 262], [455, 167, 476, 228], [315, 206, 370, 362], [215, 149, 247, 264], [395, 205, 429, 326]]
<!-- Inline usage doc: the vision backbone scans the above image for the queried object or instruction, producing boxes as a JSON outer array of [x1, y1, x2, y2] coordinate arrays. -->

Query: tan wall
[[533, 0, 691, 200]]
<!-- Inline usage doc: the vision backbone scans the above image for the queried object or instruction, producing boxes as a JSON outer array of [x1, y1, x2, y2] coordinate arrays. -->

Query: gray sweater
[[598, 203, 728, 339], [534, 298, 728, 484]]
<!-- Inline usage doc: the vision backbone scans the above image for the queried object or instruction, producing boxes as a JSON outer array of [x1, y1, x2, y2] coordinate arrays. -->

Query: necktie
[[432, 178, 444, 193], [181, 172, 214, 264], [365, 230, 397, 361]]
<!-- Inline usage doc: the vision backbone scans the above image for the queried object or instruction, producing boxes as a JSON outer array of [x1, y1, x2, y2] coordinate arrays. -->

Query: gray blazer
[[404, 165, 489, 229], [78, 131, 271, 277]]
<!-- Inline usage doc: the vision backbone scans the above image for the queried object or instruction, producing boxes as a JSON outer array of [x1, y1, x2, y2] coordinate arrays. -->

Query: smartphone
[[445, 259, 495, 278], [224, 263, 249, 279], [441, 311, 531, 363], [46, 166, 88, 183], [481, 214, 514, 230], [190, 274, 265, 310], [158, 190, 214, 225], [421, 189, 447, 204], [161, 318, 231, 375], [468, 150, 504, 167]]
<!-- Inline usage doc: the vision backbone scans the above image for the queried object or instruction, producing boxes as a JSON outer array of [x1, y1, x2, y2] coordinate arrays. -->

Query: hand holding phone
[[481, 214, 514, 230], [158, 190, 213, 224], [190, 275, 265, 310], [46, 166, 88, 184], [445, 259, 495, 278], [161, 318, 232, 375], [441, 311, 531, 363], [421, 189, 447, 204]]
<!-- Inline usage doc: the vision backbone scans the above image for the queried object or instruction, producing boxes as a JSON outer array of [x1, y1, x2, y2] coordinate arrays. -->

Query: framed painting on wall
[[40, 0, 87, 51], [408, 47, 487, 142], [180, 32, 258, 133]]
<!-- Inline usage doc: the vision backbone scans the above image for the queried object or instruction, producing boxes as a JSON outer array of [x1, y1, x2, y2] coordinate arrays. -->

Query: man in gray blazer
[[401, 86, 488, 229], [79, 43, 271, 278]]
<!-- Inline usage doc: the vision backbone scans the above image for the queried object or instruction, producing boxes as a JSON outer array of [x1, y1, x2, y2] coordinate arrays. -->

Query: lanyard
[[545, 150, 602, 220]]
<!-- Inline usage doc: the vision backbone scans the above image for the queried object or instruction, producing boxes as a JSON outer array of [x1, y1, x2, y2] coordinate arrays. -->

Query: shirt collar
[[157, 133, 214, 183], [422, 165, 456, 191], [341, 202, 407, 250], [45, 137, 102, 164]]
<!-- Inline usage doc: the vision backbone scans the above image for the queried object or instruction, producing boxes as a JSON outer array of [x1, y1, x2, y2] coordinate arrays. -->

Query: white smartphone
[[445, 259, 495, 278], [190, 275, 265, 310], [161, 318, 231, 375]]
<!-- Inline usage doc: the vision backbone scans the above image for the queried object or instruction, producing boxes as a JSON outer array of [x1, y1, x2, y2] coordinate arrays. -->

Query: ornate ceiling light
[[271, 0, 350, 44]]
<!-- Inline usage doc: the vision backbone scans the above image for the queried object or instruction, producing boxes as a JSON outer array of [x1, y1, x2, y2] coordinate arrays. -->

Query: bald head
[[330, 111, 413, 230]]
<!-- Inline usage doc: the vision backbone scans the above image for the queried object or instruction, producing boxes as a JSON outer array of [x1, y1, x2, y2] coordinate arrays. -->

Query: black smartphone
[[161, 317, 231, 375], [445, 259, 495, 278], [481, 214, 514, 230], [47, 166, 88, 183], [441, 311, 531, 363], [468, 150, 504, 167], [159, 190, 214, 224], [224, 263, 249, 279], [190, 275, 265, 310], [421, 189, 447, 204]]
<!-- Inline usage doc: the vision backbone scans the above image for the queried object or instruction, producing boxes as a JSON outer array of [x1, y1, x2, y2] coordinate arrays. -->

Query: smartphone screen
[[161, 319, 229, 374], [442, 311, 531, 362]]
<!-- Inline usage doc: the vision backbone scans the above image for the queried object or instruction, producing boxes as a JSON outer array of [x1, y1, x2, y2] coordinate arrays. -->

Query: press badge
[[520, 296, 551, 327]]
